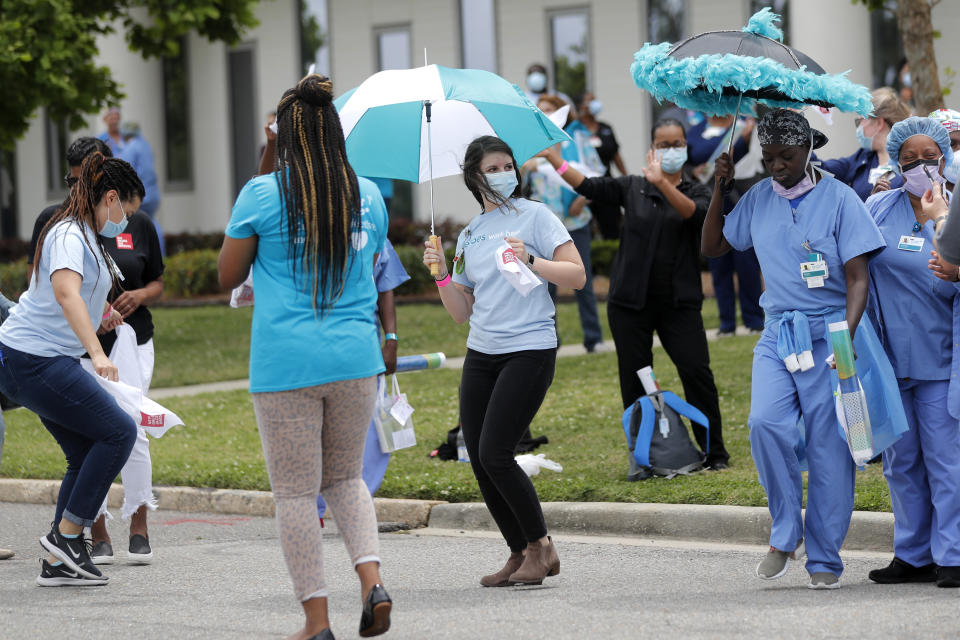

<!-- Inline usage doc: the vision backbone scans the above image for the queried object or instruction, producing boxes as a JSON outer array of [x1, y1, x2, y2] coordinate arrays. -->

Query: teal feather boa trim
[[742, 7, 783, 42], [630, 41, 874, 117]]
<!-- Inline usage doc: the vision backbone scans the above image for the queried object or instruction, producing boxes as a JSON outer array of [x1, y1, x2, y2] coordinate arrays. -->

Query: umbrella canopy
[[631, 8, 873, 116], [334, 64, 569, 183]]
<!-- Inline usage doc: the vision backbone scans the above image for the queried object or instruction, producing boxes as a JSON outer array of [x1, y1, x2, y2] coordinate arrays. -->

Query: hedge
[[162, 249, 222, 298]]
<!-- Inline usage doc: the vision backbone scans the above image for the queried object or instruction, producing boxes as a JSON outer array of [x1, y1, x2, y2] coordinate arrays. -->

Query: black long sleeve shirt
[[575, 174, 711, 310]]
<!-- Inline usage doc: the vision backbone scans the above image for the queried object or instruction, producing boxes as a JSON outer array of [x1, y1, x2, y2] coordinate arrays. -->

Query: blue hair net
[[886, 116, 954, 174]]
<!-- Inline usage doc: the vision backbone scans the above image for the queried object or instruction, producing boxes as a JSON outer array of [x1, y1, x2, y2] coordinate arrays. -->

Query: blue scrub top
[[866, 189, 955, 380], [724, 175, 885, 316]]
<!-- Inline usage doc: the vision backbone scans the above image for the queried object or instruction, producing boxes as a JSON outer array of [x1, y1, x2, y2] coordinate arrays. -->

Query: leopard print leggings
[[253, 376, 380, 601]]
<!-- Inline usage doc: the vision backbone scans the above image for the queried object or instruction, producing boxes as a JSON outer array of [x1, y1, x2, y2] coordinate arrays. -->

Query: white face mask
[[527, 71, 547, 93], [485, 170, 518, 201], [100, 199, 129, 238]]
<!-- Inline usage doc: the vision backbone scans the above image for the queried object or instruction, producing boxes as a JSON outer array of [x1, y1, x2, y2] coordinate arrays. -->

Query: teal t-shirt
[[225, 174, 388, 392], [452, 198, 572, 354]]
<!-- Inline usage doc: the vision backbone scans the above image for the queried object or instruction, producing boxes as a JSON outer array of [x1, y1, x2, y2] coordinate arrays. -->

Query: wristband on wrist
[[384, 332, 398, 343], [436, 273, 451, 288], [102, 306, 113, 320], [556, 160, 570, 175]]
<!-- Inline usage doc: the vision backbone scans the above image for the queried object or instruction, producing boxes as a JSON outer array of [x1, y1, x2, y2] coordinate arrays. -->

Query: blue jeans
[[0, 342, 136, 526], [548, 224, 603, 348], [708, 249, 764, 331]]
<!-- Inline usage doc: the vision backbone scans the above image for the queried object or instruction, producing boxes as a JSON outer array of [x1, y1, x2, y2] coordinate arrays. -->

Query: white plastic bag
[[230, 273, 254, 308], [81, 325, 184, 438], [515, 453, 563, 477], [495, 242, 542, 297], [375, 375, 416, 453]]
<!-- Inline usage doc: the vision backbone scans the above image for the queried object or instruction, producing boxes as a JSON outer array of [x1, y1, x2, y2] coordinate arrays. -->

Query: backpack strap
[[649, 460, 705, 479], [622, 396, 656, 467], [662, 391, 711, 453]]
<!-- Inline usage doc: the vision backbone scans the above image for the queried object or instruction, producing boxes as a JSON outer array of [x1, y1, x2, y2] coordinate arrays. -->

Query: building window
[[870, 1, 903, 90], [647, 0, 685, 121], [44, 114, 69, 200], [162, 37, 192, 188], [375, 25, 412, 72], [460, 0, 497, 72], [300, 0, 328, 75], [0, 149, 18, 239], [549, 8, 590, 99], [749, 0, 790, 45], [373, 25, 413, 219]]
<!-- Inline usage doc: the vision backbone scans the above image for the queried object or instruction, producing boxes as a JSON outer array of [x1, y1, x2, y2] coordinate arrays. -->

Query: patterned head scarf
[[929, 108, 960, 133], [757, 109, 828, 149]]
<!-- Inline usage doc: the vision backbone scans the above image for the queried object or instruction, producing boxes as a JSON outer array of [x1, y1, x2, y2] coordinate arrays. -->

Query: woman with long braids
[[422, 135, 585, 588], [0, 152, 142, 587], [219, 74, 392, 640]]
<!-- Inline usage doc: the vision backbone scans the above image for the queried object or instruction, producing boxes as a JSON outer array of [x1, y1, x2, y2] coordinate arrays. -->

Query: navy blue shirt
[[819, 148, 904, 202]]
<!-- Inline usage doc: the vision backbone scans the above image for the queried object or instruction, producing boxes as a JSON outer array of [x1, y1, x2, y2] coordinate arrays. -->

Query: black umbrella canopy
[[667, 30, 832, 107]]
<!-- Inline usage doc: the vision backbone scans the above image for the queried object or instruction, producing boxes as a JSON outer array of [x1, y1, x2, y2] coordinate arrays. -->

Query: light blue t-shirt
[[0, 220, 112, 357], [452, 198, 572, 354], [225, 174, 388, 392]]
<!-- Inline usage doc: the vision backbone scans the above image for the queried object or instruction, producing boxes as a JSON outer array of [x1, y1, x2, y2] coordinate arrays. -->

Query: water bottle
[[456, 429, 470, 463]]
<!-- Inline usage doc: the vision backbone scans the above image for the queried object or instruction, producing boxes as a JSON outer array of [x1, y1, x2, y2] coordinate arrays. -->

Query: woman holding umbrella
[[422, 135, 585, 587], [701, 109, 894, 589]]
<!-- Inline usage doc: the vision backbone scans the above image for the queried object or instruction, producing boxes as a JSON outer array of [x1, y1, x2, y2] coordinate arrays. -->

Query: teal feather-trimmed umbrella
[[631, 8, 873, 118]]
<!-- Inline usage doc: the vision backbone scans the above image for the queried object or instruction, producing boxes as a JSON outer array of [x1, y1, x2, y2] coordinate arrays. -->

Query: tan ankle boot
[[508, 536, 560, 585], [480, 551, 524, 587]]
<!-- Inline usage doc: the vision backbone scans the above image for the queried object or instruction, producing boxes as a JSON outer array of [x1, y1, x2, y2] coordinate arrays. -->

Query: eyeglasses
[[63, 174, 78, 188]]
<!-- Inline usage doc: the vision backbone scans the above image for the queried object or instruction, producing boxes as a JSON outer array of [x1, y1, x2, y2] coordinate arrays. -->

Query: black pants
[[607, 299, 729, 464], [460, 348, 555, 552]]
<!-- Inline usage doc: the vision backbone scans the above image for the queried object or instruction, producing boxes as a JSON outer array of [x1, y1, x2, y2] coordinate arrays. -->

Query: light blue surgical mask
[[588, 99, 603, 117], [856, 123, 874, 151], [656, 147, 688, 174], [100, 199, 129, 238], [485, 170, 518, 202], [526, 71, 547, 93]]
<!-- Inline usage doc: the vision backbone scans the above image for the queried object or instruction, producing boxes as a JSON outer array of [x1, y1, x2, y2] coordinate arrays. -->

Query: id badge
[[898, 235, 924, 252], [800, 252, 828, 288], [868, 166, 893, 186]]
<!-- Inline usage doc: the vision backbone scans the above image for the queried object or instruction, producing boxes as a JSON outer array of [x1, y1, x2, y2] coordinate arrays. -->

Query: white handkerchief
[[495, 242, 542, 297]]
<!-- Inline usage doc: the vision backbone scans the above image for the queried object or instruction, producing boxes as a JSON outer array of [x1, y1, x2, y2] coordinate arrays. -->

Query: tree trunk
[[896, 0, 942, 115]]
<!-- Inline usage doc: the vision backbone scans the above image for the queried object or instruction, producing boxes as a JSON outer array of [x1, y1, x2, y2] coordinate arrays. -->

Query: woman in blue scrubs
[[702, 109, 887, 590], [864, 116, 960, 588]]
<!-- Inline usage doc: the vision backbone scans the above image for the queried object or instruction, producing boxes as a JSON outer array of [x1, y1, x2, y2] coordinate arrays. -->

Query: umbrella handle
[[429, 235, 441, 277]]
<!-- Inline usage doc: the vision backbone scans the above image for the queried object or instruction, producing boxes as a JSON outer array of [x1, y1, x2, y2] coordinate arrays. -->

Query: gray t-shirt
[[936, 182, 960, 265], [452, 198, 571, 355]]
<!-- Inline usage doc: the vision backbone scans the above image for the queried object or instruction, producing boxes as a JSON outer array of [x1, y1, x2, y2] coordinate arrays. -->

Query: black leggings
[[459, 348, 556, 552]]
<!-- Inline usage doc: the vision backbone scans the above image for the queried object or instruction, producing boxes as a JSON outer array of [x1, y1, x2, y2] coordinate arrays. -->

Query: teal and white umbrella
[[334, 63, 569, 233]]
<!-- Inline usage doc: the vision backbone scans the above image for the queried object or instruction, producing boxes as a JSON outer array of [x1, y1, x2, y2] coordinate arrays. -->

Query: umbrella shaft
[[426, 100, 436, 234]]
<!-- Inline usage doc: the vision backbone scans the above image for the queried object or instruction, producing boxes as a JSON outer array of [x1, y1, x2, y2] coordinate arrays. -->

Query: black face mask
[[899, 157, 941, 173]]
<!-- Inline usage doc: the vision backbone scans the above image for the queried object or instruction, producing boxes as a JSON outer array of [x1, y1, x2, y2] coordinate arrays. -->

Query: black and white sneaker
[[36, 559, 108, 587], [91, 541, 115, 565], [128, 534, 153, 564], [39, 524, 103, 580]]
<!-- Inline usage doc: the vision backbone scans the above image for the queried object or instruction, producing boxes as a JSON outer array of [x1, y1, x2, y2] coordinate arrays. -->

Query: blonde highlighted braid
[[275, 73, 361, 314]]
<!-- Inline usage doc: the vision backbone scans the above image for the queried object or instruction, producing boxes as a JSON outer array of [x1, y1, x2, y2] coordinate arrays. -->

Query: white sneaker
[[808, 572, 840, 590]]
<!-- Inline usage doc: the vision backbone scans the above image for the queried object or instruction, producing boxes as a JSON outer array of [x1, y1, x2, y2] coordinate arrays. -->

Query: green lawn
[[150, 298, 722, 388], [0, 334, 893, 512]]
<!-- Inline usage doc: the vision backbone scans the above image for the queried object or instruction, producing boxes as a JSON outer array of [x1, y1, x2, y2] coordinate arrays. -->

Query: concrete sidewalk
[[0, 478, 894, 552], [149, 326, 757, 399]]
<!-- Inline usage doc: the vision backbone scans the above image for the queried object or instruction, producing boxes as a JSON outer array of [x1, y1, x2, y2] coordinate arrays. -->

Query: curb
[[0, 479, 893, 551], [0, 479, 445, 530], [428, 501, 895, 552]]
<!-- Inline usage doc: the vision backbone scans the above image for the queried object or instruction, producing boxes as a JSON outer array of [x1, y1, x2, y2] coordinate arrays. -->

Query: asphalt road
[[0, 502, 956, 639]]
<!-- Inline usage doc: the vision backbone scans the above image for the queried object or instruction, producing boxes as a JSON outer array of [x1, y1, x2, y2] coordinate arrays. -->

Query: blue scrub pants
[[708, 249, 764, 332], [749, 329, 855, 576], [884, 379, 960, 567]]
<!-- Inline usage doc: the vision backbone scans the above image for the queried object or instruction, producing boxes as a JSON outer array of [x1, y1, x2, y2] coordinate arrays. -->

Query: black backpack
[[621, 391, 709, 480]]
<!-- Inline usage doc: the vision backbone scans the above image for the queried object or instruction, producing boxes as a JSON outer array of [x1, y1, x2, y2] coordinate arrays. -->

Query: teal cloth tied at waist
[[763, 307, 908, 465]]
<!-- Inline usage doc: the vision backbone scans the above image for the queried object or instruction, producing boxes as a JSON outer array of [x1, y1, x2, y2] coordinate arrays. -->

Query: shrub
[[591, 239, 619, 277], [0, 258, 29, 298], [163, 249, 221, 298], [165, 232, 225, 255], [393, 244, 457, 296]]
